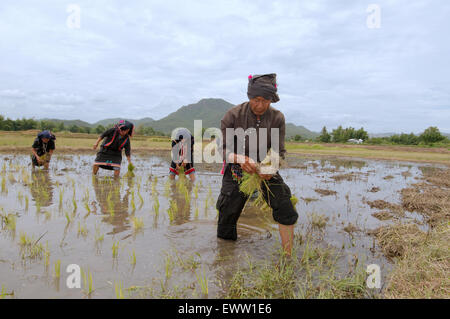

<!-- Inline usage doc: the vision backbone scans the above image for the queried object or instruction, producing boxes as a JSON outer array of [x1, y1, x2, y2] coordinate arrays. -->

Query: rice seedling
[[22, 169, 30, 185], [194, 206, 199, 219], [8, 172, 16, 183], [131, 216, 144, 232], [112, 241, 119, 258], [0, 285, 14, 299], [138, 191, 144, 208], [1, 212, 16, 232], [84, 201, 91, 215], [130, 249, 136, 266], [153, 196, 160, 215], [193, 184, 199, 199], [115, 281, 125, 299], [130, 191, 136, 212], [107, 191, 115, 216], [195, 267, 209, 296], [65, 211, 72, 224], [72, 197, 77, 213], [152, 176, 158, 194], [1, 176, 6, 194], [77, 222, 88, 237], [18, 232, 45, 260], [24, 196, 29, 211], [167, 200, 178, 222], [82, 268, 94, 296], [44, 242, 50, 269], [54, 260, 61, 278], [165, 254, 173, 280], [17, 190, 23, 203], [164, 179, 171, 197], [94, 227, 104, 244]]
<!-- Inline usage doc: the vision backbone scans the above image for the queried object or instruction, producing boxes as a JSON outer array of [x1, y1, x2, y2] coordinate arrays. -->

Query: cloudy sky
[[0, 0, 449, 133]]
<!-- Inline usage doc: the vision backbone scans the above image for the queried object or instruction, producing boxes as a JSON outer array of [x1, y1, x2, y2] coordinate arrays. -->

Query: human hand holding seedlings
[[228, 153, 257, 174], [258, 173, 273, 181]]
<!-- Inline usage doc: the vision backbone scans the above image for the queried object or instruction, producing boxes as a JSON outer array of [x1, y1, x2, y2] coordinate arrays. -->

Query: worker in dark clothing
[[31, 130, 56, 170], [92, 120, 134, 178], [216, 73, 298, 257]]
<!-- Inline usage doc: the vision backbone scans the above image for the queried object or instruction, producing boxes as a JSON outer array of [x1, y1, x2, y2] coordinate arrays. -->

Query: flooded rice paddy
[[0, 152, 442, 298]]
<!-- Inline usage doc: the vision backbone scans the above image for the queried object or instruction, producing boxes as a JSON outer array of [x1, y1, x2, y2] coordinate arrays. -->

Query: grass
[[308, 212, 329, 230], [225, 234, 370, 299], [376, 222, 449, 298], [286, 142, 450, 164], [371, 167, 450, 298]]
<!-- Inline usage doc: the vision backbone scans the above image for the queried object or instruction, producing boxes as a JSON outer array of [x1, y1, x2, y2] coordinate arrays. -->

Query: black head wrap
[[38, 130, 56, 140], [116, 120, 135, 137], [247, 73, 280, 103]]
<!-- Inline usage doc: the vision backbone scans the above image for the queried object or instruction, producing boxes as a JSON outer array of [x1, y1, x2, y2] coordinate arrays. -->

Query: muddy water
[[0, 153, 441, 298]]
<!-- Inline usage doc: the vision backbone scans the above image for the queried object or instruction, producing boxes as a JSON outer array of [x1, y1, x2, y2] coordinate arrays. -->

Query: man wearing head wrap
[[216, 73, 298, 257], [31, 130, 56, 170], [92, 120, 134, 177]]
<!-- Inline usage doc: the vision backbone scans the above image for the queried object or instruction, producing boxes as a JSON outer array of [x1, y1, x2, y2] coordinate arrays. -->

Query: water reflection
[[92, 177, 131, 235], [29, 170, 54, 209]]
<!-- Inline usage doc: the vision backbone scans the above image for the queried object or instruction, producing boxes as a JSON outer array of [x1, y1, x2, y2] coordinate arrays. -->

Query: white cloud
[[0, 0, 448, 133]]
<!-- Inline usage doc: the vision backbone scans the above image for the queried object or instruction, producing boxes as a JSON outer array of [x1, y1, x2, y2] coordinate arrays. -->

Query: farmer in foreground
[[31, 130, 56, 170], [92, 120, 134, 178], [216, 73, 298, 256]]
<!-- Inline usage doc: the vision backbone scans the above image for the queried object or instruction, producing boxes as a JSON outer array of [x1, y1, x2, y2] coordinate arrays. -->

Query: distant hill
[[41, 118, 93, 128], [145, 98, 234, 134], [285, 123, 318, 139], [92, 117, 155, 128], [40, 98, 318, 138]]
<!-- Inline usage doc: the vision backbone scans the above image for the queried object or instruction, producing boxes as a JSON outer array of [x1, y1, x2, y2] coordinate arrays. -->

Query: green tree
[[95, 125, 105, 134], [294, 134, 302, 142], [419, 126, 445, 144], [319, 126, 331, 143]]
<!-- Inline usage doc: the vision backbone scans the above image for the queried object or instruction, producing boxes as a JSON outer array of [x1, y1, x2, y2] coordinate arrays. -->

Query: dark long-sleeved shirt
[[220, 102, 286, 163], [32, 138, 55, 156], [100, 128, 131, 156]]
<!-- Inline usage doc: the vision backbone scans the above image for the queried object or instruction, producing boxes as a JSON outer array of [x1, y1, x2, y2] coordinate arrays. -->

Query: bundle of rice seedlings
[[125, 163, 135, 177], [238, 149, 280, 208]]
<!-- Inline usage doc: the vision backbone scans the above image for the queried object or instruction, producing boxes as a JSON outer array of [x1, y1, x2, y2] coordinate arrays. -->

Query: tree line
[[0, 115, 166, 136], [291, 125, 448, 146]]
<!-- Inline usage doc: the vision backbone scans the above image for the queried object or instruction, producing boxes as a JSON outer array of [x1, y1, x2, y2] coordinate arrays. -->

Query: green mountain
[[92, 117, 155, 128], [285, 123, 318, 139], [41, 118, 93, 128], [40, 98, 318, 138], [146, 98, 234, 134]]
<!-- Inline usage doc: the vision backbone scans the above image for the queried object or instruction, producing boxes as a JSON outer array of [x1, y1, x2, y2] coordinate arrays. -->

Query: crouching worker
[[216, 73, 298, 257], [92, 120, 134, 178], [31, 130, 56, 170], [169, 130, 195, 182]]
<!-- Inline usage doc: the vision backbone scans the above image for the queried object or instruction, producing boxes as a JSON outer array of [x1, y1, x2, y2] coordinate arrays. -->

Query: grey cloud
[[0, 0, 448, 133]]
